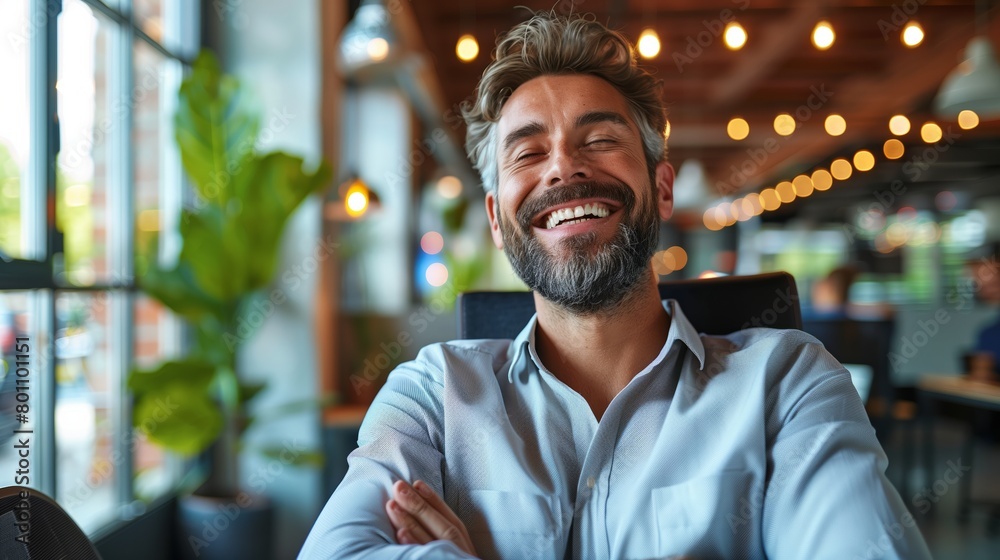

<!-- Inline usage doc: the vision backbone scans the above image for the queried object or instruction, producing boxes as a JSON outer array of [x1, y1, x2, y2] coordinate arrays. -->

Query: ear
[[654, 161, 675, 222], [484, 191, 504, 250]]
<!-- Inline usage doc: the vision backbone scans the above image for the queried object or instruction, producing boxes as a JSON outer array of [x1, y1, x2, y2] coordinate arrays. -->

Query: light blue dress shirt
[[300, 300, 931, 559]]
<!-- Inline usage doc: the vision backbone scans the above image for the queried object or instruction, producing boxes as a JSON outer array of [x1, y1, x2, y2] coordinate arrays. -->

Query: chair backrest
[[0, 486, 102, 559], [800, 315, 895, 405], [457, 271, 801, 339]]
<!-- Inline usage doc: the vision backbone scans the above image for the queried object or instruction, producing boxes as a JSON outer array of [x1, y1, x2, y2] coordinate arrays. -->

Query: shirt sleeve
[[299, 346, 477, 560], [761, 335, 932, 560]]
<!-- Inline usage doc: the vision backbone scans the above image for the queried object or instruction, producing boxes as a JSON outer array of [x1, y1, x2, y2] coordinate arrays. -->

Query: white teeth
[[544, 203, 612, 229]]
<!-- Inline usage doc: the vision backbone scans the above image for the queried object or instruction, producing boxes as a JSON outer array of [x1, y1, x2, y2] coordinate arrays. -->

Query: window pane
[[55, 291, 117, 532], [133, 0, 165, 44], [56, 1, 112, 286], [0, 291, 42, 490], [132, 295, 181, 501], [0, 1, 31, 259], [134, 39, 178, 270]]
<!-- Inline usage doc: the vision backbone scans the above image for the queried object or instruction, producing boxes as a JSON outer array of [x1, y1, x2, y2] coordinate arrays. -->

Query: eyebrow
[[501, 121, 546, 154], [575, 110, 630, 129]]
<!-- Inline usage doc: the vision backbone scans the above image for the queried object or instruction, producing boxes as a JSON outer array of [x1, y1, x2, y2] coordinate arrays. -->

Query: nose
[[542, 141, 591, 186]]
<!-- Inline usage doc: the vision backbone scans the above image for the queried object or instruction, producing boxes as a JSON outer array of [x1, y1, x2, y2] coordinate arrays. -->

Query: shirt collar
[[506, 299, 707, 383]]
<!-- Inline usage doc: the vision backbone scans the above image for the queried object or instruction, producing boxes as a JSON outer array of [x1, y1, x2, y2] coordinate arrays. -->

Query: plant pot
[[176, 492, 273, 560]]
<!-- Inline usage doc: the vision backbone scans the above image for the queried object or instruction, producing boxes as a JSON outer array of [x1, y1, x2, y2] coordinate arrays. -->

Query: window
[[0, 0, 197, 535]]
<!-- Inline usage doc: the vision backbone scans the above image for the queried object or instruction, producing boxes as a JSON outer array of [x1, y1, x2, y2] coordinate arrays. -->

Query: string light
[[888, 115, 911, 136], [920, 122, 943, 143], [883, 139, 905, 160], [811, 169, 833, 191], [773, 113, 796, 136], [824, 114, 847, 136], [727, 117, 750, 140], [830, 158, 853, 180], [853, 149, 875, 171], [958, 110, 980, 130]]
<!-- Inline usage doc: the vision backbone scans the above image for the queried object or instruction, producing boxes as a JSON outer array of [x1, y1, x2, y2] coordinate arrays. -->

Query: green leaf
[[132, 382, 223, 456], [233, 153, 332, 291], [178, 208, 247, 301], [128, 358, 218, 395], [139, 260, 226, 325], [174, 51, 259, 205]]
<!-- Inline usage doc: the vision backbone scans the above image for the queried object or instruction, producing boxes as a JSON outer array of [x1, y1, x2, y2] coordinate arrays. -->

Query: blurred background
[[2, 0, 1000, 558]]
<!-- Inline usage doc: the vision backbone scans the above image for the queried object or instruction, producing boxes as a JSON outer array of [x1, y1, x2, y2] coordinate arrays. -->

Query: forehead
[[497, 74, 636, 135]]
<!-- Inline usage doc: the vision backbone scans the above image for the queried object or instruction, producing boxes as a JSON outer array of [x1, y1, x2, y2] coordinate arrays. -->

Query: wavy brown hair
[[462, 12, 668, 193]]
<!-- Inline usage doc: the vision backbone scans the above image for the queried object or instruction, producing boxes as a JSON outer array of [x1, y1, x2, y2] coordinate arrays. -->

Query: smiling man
[[300, 12, 930, 560]]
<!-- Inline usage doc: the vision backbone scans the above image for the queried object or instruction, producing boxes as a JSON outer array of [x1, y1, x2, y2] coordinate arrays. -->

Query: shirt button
[[586, 476, 596, 489]]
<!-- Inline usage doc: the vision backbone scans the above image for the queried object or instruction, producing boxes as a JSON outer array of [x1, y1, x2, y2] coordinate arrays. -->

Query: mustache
[[515, 181, 635, 229]]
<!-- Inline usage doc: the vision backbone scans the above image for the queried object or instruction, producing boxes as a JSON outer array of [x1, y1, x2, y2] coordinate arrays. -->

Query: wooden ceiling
[[406, 0, 1000, 214]]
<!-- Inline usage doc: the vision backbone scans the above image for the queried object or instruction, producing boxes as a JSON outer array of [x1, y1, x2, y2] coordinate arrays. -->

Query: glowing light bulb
[[727, 117, 750, 141], [724, 22, 747, 50], [902, 22, 924, 47], [456, 34, 479, 62], [812, 21, 835, 50], [958, 110, 979, 130], [824, 114, 846, 136], [920, 122, 942, 143], [773, 113, 796, 136], [853, 149, 875, 172], [637, 28, 661, 59], [889, 115, 911, 136], [883, 139, 905, 160]]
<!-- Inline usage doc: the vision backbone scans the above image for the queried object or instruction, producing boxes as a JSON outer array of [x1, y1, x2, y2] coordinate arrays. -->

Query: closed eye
[[586, 138, 616, 146], [515, 151, 543, 162]]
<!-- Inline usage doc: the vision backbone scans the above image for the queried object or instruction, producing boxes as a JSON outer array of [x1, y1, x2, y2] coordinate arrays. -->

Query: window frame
[[3, 0, 199, 536]]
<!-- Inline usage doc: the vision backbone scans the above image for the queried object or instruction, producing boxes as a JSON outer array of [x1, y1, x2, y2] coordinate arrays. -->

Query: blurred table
[[917, 374, 1000, 526]]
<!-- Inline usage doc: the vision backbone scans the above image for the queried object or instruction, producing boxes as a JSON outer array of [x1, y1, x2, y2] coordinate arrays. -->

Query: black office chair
[[0, 486, 103, 559], [457, 271, 802, 339]]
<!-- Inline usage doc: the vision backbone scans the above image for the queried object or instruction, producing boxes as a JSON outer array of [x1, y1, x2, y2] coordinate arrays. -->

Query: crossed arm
[[384, 479, 476, 556]]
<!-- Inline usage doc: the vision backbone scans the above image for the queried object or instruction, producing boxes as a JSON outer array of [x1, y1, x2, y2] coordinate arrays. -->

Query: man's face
[[485, 74, 675, 314]]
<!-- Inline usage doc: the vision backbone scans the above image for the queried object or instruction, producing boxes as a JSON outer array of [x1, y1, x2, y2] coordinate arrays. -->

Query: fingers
[[413, 480, 468, 536], [385, 498, 434, 544], [387, 480, 475, 555]]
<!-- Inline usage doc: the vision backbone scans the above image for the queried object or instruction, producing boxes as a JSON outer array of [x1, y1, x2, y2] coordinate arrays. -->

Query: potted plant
[[128, 51, 332, 560]]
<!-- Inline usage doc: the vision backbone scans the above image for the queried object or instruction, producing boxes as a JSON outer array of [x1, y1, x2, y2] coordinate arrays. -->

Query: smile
[[544, 203, 611, 229]]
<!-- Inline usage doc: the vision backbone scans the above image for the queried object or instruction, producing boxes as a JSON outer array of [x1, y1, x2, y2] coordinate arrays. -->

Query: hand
[[385, 479, 477, 556]]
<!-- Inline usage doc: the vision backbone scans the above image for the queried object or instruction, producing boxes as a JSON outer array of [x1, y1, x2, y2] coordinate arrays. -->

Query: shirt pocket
[[459, 489, 563, 560], [652, 470, 753, 558]]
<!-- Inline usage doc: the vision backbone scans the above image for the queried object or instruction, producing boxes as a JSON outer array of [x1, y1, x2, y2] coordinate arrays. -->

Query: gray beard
[[498, 184, 660, 315]]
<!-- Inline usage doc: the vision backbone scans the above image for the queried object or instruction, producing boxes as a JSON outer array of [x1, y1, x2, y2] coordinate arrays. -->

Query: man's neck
[[532, 273, 671, 420]]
